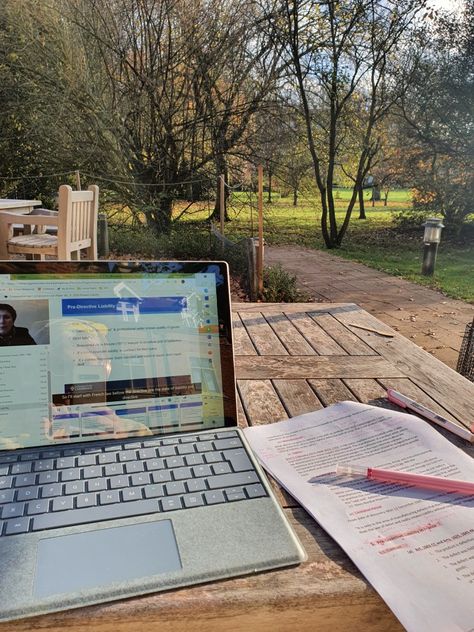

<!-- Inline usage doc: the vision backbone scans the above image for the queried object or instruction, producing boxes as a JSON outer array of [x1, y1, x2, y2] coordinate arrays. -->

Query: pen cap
[[335, 463, 367, 476]]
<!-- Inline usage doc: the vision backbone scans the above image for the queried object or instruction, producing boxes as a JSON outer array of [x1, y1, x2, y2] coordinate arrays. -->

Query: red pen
[[336, 463, 474, 495]]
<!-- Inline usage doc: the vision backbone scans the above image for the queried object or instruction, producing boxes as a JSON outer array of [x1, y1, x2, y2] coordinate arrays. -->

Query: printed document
[[244, 402, 474, 632]]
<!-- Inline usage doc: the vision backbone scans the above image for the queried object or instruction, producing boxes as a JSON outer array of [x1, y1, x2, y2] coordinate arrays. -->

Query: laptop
[[0, 260, 305, 622]]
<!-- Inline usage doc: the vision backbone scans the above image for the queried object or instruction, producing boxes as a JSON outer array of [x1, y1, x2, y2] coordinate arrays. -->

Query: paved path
[[265, 245, 474, 370]]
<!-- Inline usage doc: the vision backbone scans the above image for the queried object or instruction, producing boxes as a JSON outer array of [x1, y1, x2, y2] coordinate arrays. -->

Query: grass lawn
[[177, 188, 474, 303]]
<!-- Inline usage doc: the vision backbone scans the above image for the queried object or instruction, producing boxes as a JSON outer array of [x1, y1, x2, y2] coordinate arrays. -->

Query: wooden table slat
[[285, 311, 348, 355], [237, 379, 288, 425], [236, 355, 405, 380], [308, 378, 358, 406], [232, 311, 257, 356], [272, 379, 324, 417], [308, 311, 376, 356], [264, 312, 317, 355], [343, 378, 388, 404], [238, 311, 288, 355]]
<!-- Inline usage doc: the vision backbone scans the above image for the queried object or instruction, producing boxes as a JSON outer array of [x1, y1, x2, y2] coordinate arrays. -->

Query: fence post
[[219, 174, 225, 235], [75, 170, 82, 191], [244, 237, 257, 301], [97, 212, 109, 258], [257, 165, 264, 297]]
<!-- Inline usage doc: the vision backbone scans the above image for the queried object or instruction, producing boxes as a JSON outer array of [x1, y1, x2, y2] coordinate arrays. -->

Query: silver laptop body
[[0, 261, 305, 622]]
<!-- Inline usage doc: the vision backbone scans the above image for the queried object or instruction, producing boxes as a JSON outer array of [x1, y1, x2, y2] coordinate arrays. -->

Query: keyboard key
[[152, 470, 172, 484], [34, 459, 54, 472], [2, 503, 25, 519], [38, 471, 59, 485], [143, 484, 164, 499], [56, 457, 76, 469], [177, 444, 195, 455], [118, 450, 137, 462], [122, 488, 143, 502], [87, 479, 108, 492], [0, 465, 9, 476], [52, 497, 74, 512], [166, 456, 185, 468], [98, 453, 116, 465], [11, 462, 32, 475], [216, 430, 238, 438], [41, 483, 63, 498], [224, 488, 246, 502], [196, 441, 213, 453], [203, 452, 223, 464], [245, 484, 267, 498], [165, 481, 186, 496], [145, 458, 165, 471], [77, 454, 96, 467], [138, 448, 156, 460], [161, 497, 182, 511], [0, 490, 15, 504], [213, 438, 242, 450], [184, 453, 204, 466], [32, 498, 161, 531], [211, 462, 231, 475], [27, 499, 50, 515], [223, 449, 253, 472], [172, 467, 192, 481], [183, 493, 204, 508], [109, 475, 130, 489], [125, 461, 144, 474], [5, 517, 30, 535], [157, 446, 176, 458], [0, 454, 18, 464], [207, 472, 260, 489], [186, 479, 207, 493], [76, 493, 98, 508], [192, 465, 212, 478], [99, 490, 120, 505], [131, 473, 150, 486], [14, 474, 36, 487], [82, 466, 103, 479], [60, 468, 81, 482], [203, 490, 225, 505], [16, 487, 38, 502], [105, 463, 124, 476], [65, 481, 85, 495]]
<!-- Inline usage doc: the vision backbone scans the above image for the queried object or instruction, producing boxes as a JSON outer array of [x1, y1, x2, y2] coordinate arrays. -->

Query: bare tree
[[267, 0, 426, 248]]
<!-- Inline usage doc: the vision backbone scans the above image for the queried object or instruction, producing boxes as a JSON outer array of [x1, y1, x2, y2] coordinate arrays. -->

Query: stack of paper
[[244, 402, 474, 632]]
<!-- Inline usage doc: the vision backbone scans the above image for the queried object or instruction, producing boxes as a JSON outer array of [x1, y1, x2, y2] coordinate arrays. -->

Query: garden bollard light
[[421, 217, 444, 276]]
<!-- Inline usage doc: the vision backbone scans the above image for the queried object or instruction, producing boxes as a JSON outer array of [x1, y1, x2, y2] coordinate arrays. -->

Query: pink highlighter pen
[[335, 463, 474, 495]]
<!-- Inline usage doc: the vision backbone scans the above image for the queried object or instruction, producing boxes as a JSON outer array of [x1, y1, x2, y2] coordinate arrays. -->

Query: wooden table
[[0, 200, 43, 259], [3, 302, 474, 632], [0, 200, 42, 215]]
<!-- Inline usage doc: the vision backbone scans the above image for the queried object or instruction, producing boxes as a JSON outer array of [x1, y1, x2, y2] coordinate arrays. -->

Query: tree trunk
[[267, 168, 272, 203], [293, 187, 298, 206], [211, 159, 230, 221], [371, 185, 381, 204], [358, 184, 366, 219]]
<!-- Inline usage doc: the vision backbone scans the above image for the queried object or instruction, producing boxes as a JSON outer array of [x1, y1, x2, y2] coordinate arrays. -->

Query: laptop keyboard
[[0, 430, 268, 537]]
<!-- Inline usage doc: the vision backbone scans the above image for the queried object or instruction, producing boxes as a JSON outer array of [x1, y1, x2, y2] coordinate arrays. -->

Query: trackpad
[[35, 520, 181, 598]]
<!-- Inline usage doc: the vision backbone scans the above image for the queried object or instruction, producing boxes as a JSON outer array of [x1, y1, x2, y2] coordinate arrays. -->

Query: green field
[[178, 188, 474, 303]]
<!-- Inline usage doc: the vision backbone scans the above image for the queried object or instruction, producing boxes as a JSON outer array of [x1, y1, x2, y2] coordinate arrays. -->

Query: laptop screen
[[0, 261, 237, 451]]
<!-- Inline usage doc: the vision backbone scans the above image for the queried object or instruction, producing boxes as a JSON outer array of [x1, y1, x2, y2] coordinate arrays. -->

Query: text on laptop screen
[[0, 265, 232, 450]]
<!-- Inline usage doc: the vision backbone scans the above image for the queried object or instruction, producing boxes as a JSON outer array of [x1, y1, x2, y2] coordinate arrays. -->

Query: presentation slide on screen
[[0, 274, 225, 449]]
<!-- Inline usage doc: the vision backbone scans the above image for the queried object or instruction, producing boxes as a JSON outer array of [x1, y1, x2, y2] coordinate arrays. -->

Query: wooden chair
[[0, 185, 99, 260]]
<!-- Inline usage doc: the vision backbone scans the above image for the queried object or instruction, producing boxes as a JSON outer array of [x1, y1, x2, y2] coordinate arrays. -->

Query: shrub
[[262, 264, 311, 303]]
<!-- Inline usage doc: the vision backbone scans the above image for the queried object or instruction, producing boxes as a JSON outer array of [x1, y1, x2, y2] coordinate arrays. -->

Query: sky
[[427, 0, 463, 12]]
